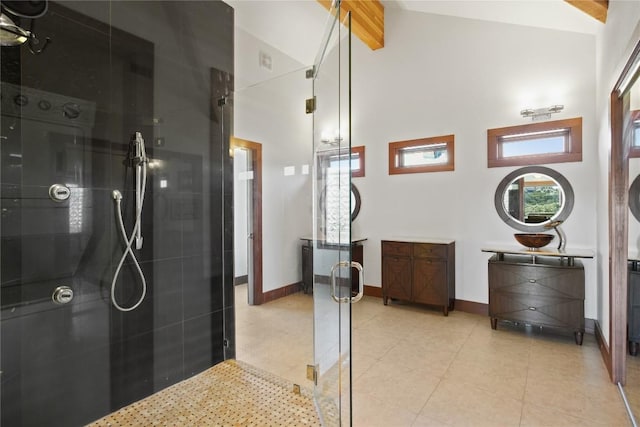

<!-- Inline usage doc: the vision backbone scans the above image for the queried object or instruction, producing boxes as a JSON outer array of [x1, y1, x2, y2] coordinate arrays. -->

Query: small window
[[351, 146, 365, 177], [322, 146, 365, 177], [388, 134, 455, 175], [630, 110, 640, 158], [487, 117, 582, 168]]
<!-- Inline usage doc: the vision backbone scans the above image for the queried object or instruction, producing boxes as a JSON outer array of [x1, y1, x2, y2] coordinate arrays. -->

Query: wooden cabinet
[[381, 240, 455, 316], [488, 254, 585, 345], [300, 238, 365, 294]]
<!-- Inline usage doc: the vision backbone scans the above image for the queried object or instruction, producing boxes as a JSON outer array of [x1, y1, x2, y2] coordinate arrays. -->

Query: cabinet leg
[[574, 331, 584, 346], [383, 296, 388, 306], [490, 317, 498, 330], [443, 306, 449, 317], [630, 341, 639, 356], [448, 299, 455, 312]]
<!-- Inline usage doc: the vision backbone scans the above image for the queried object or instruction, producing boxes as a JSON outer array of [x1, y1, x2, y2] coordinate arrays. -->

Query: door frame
[[610, 38, 640, 384], [231, 137, 264, 305]]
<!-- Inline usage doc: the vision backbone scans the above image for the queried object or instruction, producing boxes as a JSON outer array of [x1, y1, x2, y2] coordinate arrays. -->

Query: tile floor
[[89, 360, 321, 426], [235, 284, 632, 426]]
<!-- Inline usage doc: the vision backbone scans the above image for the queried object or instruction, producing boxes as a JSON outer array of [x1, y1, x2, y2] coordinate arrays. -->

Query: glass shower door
[[312, 4, 359, 425]]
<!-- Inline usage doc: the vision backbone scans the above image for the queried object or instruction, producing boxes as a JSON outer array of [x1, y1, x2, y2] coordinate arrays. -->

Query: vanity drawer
[[413, 243, 447, 259], [488, 262, 584, 299], [382, 241, 412, 257], [489, 291, 584, 329]]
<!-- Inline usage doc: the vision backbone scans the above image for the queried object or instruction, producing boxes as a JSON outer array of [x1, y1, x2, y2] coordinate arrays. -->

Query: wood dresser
[[482, 247, 594, 345], [381, 239, 455, 316]]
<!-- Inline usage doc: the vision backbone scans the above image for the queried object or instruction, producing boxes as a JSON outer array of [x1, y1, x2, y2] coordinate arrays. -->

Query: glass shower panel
[[312, 4, 353, 425], [232, 65, 314, 376], [1, 1, 233, 425]]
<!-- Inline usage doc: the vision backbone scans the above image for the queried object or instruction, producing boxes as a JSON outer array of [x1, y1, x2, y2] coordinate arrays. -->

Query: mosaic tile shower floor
[[88, 360, 321, 426]]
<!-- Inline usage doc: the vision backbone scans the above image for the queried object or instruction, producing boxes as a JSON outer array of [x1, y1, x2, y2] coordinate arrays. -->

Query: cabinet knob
[[528, 307, 537, 311]]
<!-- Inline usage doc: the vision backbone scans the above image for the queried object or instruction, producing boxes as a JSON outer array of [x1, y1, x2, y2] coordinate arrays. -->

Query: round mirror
[[351, 183, 361, 221], [494, 166, 574, 232], [319, 183, 362, 222], [630, 174, 640, 222]]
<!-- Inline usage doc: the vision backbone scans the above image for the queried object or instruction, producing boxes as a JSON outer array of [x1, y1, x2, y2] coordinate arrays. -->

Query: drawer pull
[[528, 279, 537, 283], [528, 307, 537, 311]]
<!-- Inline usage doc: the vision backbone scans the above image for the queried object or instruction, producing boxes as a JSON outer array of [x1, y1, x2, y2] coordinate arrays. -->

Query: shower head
[[0, 13, 30, 46], [112, 190, 123, 201]]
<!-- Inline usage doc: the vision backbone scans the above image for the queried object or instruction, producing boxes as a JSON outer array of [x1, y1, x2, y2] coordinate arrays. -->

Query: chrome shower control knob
[[52, 286, 73, 304], [49, 184, 70, 202], [62, 102, 81, 119]]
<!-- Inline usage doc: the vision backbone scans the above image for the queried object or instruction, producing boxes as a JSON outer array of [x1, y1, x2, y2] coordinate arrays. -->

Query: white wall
[[233, 148, 248, 278], [351, 10, 599, 316], [595, 2, 640, 344], [234, 28, 313, 292]]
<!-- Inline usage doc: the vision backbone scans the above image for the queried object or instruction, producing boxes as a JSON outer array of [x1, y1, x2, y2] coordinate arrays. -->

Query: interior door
[[311, 4, 360, 425]]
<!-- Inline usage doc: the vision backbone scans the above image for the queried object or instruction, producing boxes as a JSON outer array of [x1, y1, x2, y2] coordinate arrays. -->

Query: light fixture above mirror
[[520, 104, 564, 121]]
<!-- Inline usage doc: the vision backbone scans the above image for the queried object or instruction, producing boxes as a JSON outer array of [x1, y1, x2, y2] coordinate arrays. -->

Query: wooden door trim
[[232, 137, 264, 305], [609, 39, 640, 384]]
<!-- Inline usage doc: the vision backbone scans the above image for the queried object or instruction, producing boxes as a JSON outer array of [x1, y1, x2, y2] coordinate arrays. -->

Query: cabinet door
[[382, 256, 412, 300], [413, 259, 447, 305]]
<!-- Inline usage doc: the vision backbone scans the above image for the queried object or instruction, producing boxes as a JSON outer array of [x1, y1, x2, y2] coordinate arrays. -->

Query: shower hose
[[110, 135, 148, 312]]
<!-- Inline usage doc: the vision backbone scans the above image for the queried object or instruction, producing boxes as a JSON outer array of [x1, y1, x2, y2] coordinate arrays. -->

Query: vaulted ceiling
[[227, 0, 604, 67]]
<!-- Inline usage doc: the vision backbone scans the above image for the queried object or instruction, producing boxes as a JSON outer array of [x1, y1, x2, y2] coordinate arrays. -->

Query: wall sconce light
[[520, 104, 564, 121], [320, 129, 344, 145]]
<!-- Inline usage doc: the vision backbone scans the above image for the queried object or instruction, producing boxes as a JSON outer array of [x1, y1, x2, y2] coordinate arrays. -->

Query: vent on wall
[[259, 51, 272, 71]]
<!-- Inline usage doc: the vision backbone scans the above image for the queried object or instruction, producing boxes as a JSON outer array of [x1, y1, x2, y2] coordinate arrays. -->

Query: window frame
[[487, 117, 582, 168], [388, 134, 455, 175], [351, 145, 365, 177]]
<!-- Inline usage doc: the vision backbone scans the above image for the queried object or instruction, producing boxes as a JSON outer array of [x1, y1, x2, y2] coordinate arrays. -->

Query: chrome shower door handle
[[351, 261, 364, 303], [330, 261, 364, 304]]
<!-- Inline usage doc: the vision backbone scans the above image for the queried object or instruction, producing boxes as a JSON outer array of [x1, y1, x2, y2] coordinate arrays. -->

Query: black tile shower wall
[[0, 1, 234, 426]]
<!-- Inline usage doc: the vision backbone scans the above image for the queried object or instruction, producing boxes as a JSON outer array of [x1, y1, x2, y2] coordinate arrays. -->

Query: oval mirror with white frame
[[494, 166, 574, 232]]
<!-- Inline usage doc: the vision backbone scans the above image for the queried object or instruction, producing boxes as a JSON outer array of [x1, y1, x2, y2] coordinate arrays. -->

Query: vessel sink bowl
[[514, 233, 554, 249]]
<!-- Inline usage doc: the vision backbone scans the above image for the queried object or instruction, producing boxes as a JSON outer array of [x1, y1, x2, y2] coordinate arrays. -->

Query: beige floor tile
[[233, 285, 630, 426], [418, 379, 523, 427], [353, 359, 441, 413], [352, 391, 419, 427], [379, 338, 457, 378], [521, 401, 631, 426], [524, 371, 629, 425], [443, 357, 528, 400]]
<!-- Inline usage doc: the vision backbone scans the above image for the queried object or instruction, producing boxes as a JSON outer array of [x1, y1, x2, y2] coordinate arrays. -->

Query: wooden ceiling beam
[[564, 0, 608, 23], [317, 0, 384, 50]]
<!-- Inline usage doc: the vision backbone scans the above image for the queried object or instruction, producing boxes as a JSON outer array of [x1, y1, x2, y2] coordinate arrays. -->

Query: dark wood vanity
[[483, 247, 594, 345], [300, 237, 366, 294], [382, 239, 455, 316]]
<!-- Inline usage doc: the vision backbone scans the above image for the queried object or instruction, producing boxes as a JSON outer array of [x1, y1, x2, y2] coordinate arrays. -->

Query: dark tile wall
[[0, 1, 234, 426]]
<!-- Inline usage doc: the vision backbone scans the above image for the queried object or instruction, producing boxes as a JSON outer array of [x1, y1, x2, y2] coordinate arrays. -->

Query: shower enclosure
[[1, 1, 234, 425]]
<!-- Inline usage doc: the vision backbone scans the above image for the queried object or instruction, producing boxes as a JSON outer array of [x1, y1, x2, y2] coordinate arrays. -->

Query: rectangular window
[[487, 117, 582, 168], [389, 135, 455, 175], [323, 146, 365, 177]]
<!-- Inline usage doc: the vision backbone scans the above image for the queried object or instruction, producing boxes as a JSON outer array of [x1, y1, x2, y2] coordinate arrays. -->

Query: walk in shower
[[0, 1, 234, 425]]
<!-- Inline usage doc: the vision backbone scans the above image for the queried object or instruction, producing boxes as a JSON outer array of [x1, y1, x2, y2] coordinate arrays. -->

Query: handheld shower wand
[[133, 131, 146, 250], [111, 132, 148, 312]]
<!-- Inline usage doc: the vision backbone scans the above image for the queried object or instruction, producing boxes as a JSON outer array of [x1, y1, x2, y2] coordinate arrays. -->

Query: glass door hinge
[[305, 97, 316, 114], [306, 67, 315, 79], [307, 364, 318, 384]]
